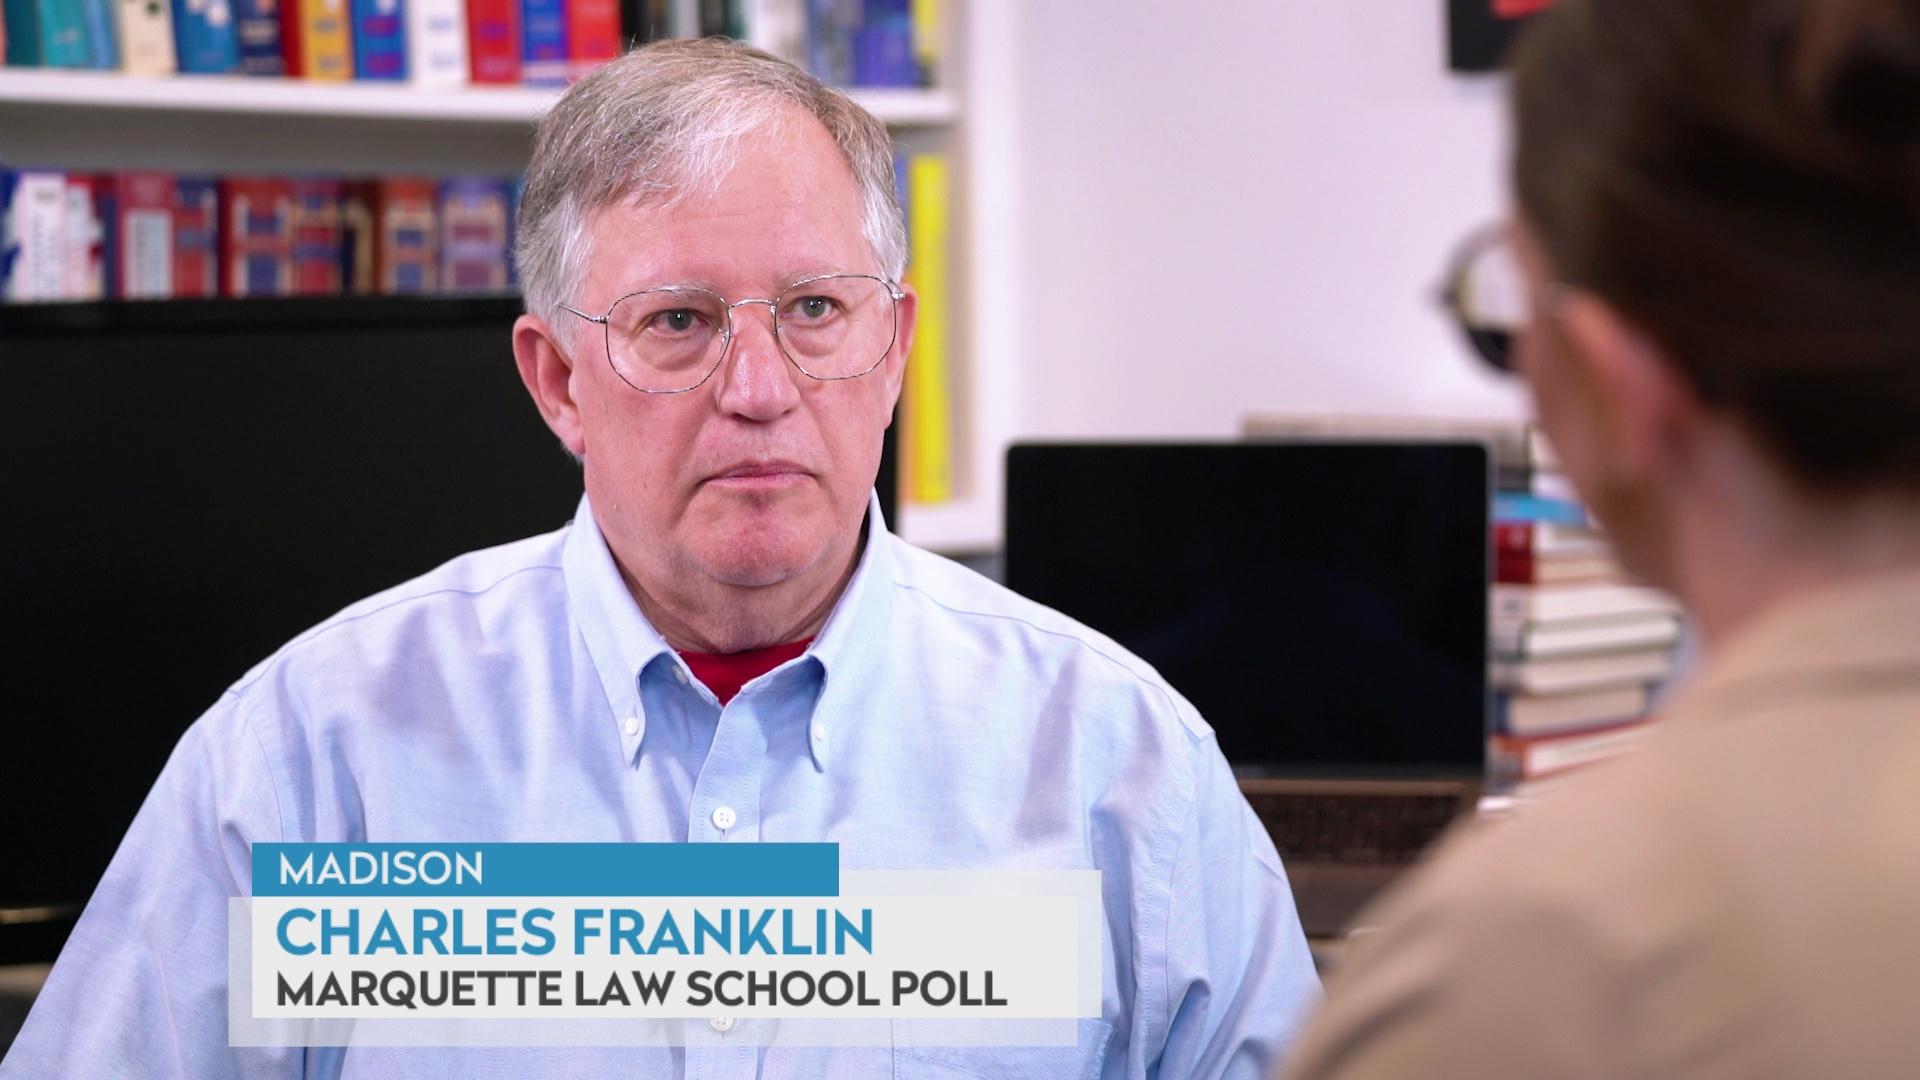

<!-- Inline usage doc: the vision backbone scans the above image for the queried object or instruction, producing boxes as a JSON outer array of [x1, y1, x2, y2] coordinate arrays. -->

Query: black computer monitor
[[0, 296, 897, 964], [1004, 442, 1489, 776]]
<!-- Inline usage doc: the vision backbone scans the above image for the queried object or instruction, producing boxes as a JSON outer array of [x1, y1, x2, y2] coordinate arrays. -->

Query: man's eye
[[792, 296, 837, 320], [651, 309, 701, 333]]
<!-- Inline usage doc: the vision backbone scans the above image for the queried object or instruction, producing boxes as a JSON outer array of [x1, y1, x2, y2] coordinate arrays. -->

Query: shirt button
[[709, 1016, 735, 1034], [811, 726, 827, 746], [673, 667, 689, 686], [710, 805, 737, 831], [623, 717, 640, 737]]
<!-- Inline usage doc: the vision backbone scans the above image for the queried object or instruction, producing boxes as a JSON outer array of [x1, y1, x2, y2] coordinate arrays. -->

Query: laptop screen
[[1005, 442, 1489, 776]]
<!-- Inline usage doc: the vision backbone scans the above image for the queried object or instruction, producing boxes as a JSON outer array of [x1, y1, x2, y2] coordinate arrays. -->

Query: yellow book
[[294, 0, 353, 80], [904, 152, 953, 504], [910, 0, 939, 81]]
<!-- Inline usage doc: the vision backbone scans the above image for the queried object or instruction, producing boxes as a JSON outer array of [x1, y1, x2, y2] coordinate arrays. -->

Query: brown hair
[[1511, 0, 1920, 494]]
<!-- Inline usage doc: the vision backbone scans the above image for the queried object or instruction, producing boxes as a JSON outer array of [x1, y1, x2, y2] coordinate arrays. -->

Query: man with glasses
[[3, 37, 1317, 1079]]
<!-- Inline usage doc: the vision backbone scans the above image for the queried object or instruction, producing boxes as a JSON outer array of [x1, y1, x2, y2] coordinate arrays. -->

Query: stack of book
[[1490, 429, 1681, 785], [1, 0, 937, 88], [1, 167, 518, 301]]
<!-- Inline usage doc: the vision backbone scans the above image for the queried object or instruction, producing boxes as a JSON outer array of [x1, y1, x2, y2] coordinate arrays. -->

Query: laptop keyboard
[[1245, 792, 1463, 866]]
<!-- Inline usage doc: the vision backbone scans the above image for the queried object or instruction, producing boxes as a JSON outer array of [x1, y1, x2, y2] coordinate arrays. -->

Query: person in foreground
[[1283, 0, 1920, 1076], [2, 39, 1317, 1079]]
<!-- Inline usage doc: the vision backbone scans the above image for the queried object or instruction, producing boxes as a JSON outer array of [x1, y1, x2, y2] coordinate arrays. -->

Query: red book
[[466, 0, 521, 84], [373, 178, 439, 294], [171, 178, 221, 299], [1491, 719, 1652, 782], [565, 0, 619, 80], [287, 178, 344, 296], [100, 172, 176, 299], [220, 177, 296, 297]]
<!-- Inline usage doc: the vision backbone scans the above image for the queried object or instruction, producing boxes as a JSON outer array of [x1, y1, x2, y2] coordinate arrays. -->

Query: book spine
[[291, 0, 352, 78], [518, 0, 565, 84], [464, 0, 518, 83], [3, 172, 70, 302], [4, 0, 37, 64], [113, 173, 176, 298], [851, 0, 916, 86], [437, 177, 510, 293], [350, 0, 405, 77], [287, 179, 343, 295], [234, 0, 285, 73], [221, 178, 293, 297], [567, 0, 618, 78], [172, 177, 220, 298], [64, 175, 105, 299], [404, 0, 465, 86], [116, 0, 177, 71], [80, 0, 120, 67], [170, 0, 237, 71], [42, 0, 94, 66], [377, 177, 438, 293], [903, 152, 951, 503]]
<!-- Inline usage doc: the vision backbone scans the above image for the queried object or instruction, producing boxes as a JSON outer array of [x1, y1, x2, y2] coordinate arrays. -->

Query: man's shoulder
[[229, 523, 572, 696], [883, 536, 1213, 741]]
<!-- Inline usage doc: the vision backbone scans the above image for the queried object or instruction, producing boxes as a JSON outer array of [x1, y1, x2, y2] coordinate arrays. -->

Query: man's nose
[[713, 300, 803, 420]]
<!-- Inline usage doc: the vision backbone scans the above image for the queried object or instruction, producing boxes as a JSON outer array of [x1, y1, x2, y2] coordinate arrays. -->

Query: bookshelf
[[0, 0, 1018, 553]]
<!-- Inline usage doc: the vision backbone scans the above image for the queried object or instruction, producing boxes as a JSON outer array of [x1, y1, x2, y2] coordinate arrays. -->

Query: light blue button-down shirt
[[4, 494, 1319, 1079]]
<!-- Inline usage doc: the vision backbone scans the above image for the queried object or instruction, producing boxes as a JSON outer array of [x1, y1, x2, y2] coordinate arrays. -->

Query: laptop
[[1004, 441, 1491, 937]]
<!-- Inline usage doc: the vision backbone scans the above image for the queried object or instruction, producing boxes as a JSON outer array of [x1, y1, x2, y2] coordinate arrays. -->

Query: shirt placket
[[682, 672, 769, 1080]]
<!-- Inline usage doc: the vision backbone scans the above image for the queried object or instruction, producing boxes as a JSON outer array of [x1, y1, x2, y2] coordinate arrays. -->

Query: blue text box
[[252, 843, 839, 897]]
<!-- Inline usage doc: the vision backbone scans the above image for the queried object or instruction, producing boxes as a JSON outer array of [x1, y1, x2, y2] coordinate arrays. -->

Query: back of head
[[1511, 0, 1920, 496]]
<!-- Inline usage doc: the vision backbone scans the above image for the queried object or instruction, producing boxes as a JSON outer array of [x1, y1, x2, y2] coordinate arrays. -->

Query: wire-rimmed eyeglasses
[[1437, 223, 1573, 374], [559, 272, 906, 395]]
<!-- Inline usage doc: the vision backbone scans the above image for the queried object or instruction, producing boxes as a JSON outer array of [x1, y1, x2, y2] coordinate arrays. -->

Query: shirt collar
[[562, 490, 897, 771]]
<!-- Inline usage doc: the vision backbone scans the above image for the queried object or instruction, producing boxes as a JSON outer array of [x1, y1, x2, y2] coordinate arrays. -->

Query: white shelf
[[0, 69, 958, 127]]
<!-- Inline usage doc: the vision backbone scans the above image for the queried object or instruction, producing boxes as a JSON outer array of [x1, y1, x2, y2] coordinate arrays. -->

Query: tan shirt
[[1282, 571, 1920, 1079]]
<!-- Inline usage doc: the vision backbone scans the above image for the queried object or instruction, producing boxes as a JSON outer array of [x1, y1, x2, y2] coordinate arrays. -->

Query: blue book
[[350, 0, 407, 79], [169, 0, 238, 71], [6, 0, 93, 66], [79, 0, 119, 66], [1494, 493, 1590, 527], [851, 0, 917, 86], [518, 0, 566, 86], [234, 0, 285, 74]]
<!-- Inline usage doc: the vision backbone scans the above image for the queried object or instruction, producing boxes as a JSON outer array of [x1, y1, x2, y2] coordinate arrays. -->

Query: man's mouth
[[705, 460, 812, 488]]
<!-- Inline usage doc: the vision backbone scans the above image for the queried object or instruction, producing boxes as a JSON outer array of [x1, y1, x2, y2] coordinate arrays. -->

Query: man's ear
[[513, 313, 586, 457], [881, 284, 918, 422], [1555, 295, 1704, 489]]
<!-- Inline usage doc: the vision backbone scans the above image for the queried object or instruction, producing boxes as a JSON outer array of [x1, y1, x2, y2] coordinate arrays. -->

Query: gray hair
[[515, 37, 908, 339]]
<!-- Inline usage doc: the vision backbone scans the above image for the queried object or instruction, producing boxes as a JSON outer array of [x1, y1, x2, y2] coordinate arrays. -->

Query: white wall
[[1005, 0, 1528, 439]]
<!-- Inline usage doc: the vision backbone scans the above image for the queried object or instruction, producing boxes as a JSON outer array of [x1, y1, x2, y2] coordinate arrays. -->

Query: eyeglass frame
[[557, 271, 909, 395], [1437, 222, 1575, 376]]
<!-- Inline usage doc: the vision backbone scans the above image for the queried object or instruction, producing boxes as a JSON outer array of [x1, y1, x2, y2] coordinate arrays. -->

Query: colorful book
[[2, 171, 71, 303], [219, 177, 293, 297], [94, 172, 172, 298], [172, 176, 220, 297], [438, 177, 509, 293], [79, 0, 120, 67], [463, 0, 517, 82], [349, 0, 404, 77], [1493, 610, 1682, 660], [1497, 548, 1622, 586], [1492, 720, 1653, 782], [851, 0, 916, 86], [6, 0, 94, 66], [169, 0, 238, 71], [567, 0, 618, 79], [902, 152, 950, 503], [1492, 582, 1678, 625], [375, 177, 438, 293], [234, 0, 284, 73], [805, 0, 853, 84], [339, 180, 375, 292], [1493, 648, 1676, 697], [64, 175, 106, 299], [280, 0, 351, 78], [403, 0, 464, 87], [287, 178, 343, 295], [518, 0, 564, 83], [116, 0, 178, 72]]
